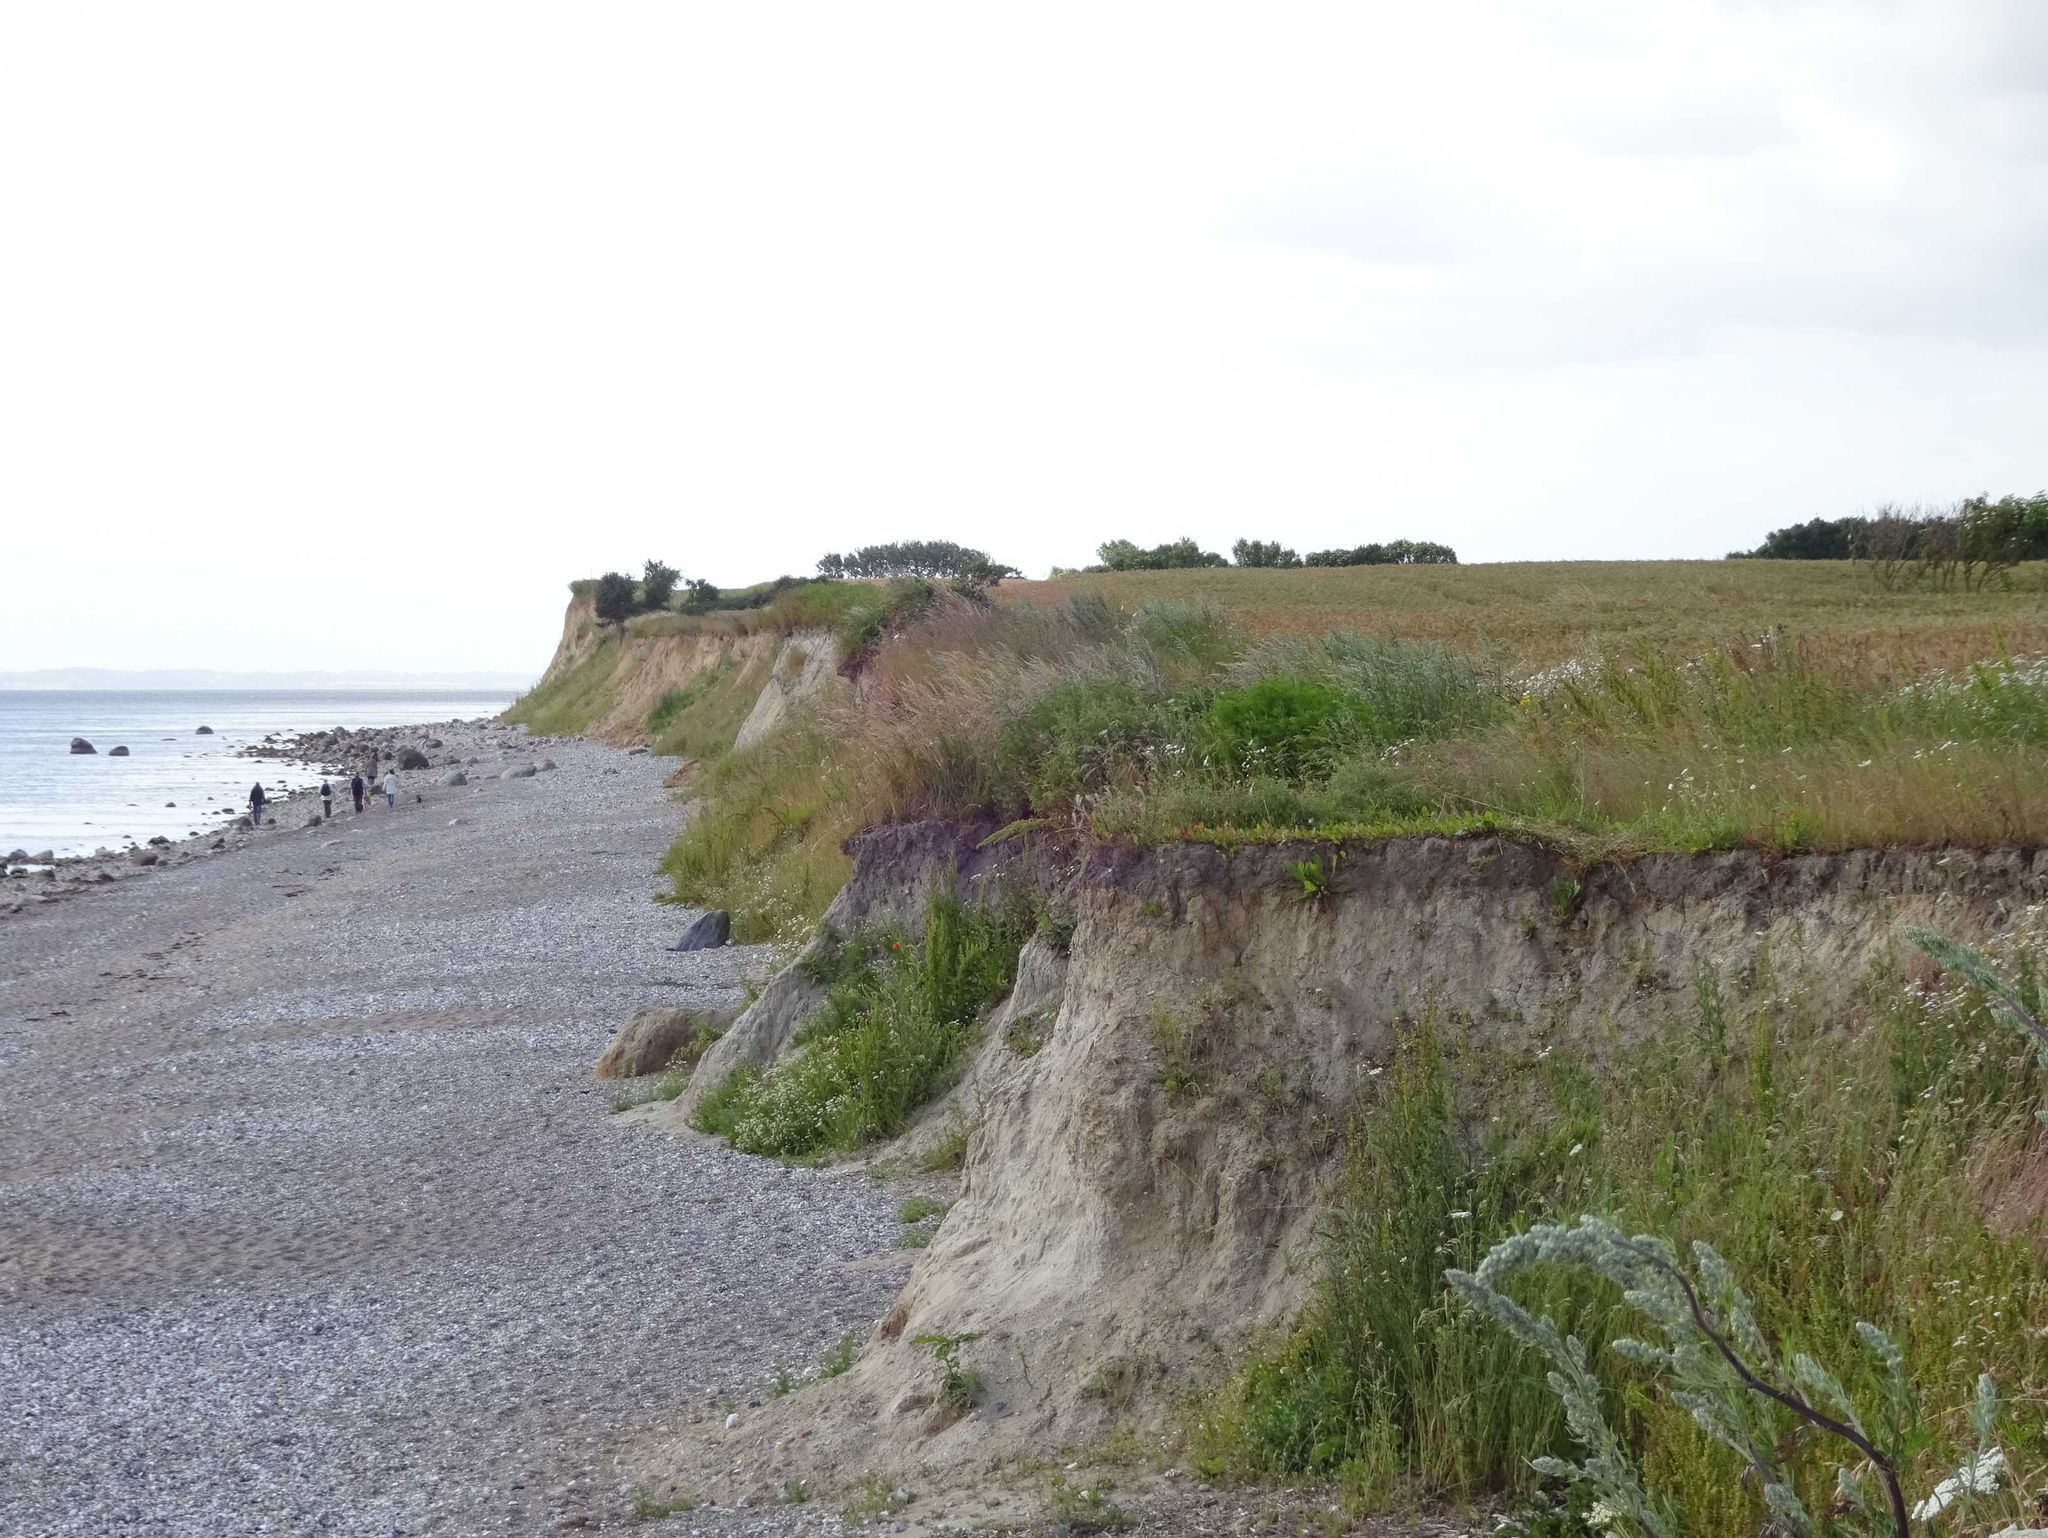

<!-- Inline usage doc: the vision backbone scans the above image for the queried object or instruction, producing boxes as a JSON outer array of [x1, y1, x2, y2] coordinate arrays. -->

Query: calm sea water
[[0, 690, 518, 858]]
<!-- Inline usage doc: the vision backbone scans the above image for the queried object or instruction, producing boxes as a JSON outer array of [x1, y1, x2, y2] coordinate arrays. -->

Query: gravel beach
[[0, 726, 912, 1537]]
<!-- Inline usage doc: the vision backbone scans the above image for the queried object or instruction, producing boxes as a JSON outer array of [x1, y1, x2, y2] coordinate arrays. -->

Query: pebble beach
[[0, 723, 912, 1536]]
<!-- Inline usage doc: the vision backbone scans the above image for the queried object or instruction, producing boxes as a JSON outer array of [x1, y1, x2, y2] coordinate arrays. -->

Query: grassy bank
[[1191, 928, 2048, 1534], [692, 889, 1027, 1156], [659, 564, 2048, 935], [503, 630, 625, 736]]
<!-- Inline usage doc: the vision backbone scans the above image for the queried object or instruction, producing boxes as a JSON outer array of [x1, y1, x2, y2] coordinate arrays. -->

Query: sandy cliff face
[[516, 588, 845, 746], [643, 827, 2048, 1496]]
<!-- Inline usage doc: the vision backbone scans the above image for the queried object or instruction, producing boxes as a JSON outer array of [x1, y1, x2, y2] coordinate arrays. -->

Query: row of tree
[[1093, 536, 1459, 570], [1238, 538, 1459, 568], [816, 541, 1019, 584], [1732, 495, 2048, 591]]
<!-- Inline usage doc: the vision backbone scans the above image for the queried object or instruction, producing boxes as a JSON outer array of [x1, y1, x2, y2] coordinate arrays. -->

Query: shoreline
[[0, 722, 908, 1536], [1, 716, 562, 917]]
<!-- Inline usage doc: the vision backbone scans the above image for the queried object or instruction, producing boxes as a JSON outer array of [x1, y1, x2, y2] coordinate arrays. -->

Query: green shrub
[[1205, 677, 1371, 780], [993, 676, 1185, 810], [914, 1330, 985, 1413], [835, 578, 940, 666], [689, 890, 1026, 1157], [1232, 631, 1502, 744]]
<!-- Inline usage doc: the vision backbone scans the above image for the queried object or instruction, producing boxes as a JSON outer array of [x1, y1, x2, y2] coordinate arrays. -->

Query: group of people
[[246, 763, 399, 825]]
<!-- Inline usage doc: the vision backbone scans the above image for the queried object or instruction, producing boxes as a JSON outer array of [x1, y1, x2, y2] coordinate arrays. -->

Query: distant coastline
[[0, 668, 535, 691]]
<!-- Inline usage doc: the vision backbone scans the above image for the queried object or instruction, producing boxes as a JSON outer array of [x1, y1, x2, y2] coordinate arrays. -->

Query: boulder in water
[[195, 725, 214, 735], [69, 737, 95, 754], [107, 745, 130, 757]]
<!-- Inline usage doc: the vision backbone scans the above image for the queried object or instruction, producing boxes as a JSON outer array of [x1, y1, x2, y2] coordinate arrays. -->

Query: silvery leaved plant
[[1450, 1216, 1924, 1537], [1909, 928, 2048, 1117]]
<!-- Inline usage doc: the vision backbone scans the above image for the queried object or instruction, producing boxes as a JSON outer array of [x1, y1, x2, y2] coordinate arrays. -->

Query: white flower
[[1830, 1209, 1844, 1222], [1912, 1447, 2004, 1519], [1568, 1142, 1584, 1156]]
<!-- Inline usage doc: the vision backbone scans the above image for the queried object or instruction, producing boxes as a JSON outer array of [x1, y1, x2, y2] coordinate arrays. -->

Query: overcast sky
[[3, 2, 2043, 677]]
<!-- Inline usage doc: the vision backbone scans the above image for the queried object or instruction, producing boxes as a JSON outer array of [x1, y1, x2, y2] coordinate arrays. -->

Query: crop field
[[1010, 560, 2048, 672]]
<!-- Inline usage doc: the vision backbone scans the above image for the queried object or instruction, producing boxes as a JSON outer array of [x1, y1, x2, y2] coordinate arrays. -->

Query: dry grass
[[1010, 561, 2048, 672], [659, 565, 2048, 931]]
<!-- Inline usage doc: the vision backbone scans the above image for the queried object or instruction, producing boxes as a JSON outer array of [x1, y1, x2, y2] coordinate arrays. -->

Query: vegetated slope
[[656, 561, 2048, 946], [503, 584, 849, 753], [521, 562, 2048, 1526], [638, 820, 2048, 1527]]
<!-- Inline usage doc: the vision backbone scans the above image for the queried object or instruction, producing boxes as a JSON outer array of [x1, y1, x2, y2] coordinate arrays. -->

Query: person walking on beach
[[349, 772, 366, 814], [320, 780, 334, 818], [248, 782, 267, 826], [381, 767, 398, 808]]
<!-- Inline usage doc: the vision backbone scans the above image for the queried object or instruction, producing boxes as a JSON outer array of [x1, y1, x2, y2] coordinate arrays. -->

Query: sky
[[2, 2, 2044, 677]]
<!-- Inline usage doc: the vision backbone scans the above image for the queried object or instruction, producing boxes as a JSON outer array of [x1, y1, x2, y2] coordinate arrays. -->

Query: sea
[[0, 690, 519, 859]]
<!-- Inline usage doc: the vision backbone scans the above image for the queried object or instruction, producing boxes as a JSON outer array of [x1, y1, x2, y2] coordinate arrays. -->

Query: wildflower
[[1568, 1142, 1584, 1156], [1829, 1209, 1844, 1222]]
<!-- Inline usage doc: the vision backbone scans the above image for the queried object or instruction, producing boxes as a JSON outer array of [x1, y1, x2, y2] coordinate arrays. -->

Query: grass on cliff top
[[661, 563, 2048, 938], [626, 578, 884, 642], [1192, 929, 2048, 1534]]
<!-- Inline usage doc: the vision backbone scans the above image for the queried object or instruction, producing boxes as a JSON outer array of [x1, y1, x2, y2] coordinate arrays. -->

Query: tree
[[1232, 539, 1301, 568], [1095, 537, 1228, 571], [640, 559, 680, 612], [815, 541, 1019, 583], [1302, 541, 1457, 567], [592, 571, 637, 626]]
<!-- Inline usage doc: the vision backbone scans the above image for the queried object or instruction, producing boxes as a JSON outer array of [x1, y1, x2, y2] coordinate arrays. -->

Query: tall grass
[[691, 889, 1027, 1157], [658, 586, 2048, 936], [1193, 936, 2048, 1530], [504, 631, 623, 735], [660, 715, 852, 944]]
